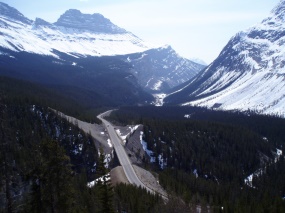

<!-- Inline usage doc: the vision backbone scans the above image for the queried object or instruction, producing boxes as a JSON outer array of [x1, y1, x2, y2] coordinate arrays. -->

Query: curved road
[[98, 111, 151, 192]]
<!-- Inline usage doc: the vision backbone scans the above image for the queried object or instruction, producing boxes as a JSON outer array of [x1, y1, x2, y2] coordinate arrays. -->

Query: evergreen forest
[[1, 76, 285, 212], [109, 106, 285, 212]]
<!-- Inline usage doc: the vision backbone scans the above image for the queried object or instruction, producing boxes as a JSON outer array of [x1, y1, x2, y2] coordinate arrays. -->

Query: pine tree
[[0, 100, 14, 213], [28, 139, 76, 212], [96, 147, 114, 213]]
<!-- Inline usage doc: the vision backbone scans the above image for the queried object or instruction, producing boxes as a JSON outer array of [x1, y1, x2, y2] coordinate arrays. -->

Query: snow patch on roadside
[[116, 125, 140, 144], [107, 139, 112, 148]]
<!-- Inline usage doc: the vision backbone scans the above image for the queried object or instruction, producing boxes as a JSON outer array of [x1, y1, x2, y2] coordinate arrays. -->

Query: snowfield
[[0, 11, 156, 59], [179, 2, 285, 117]]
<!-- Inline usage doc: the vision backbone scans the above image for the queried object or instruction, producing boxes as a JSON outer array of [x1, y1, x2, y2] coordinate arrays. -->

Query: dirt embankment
[[53, 110, 167, 197], [53, 110, 113, 154]]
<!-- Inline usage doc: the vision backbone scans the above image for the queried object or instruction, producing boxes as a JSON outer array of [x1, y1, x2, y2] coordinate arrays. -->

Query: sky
[[1, 0, 281, 64]]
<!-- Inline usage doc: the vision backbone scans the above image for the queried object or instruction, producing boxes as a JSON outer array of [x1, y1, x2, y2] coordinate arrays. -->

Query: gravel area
[[111, 165, 167, 198], [112, 124, 168, 197], [53, 110, 113, 155], [133, 165, 167, 198], [110, 166, 129, 186]]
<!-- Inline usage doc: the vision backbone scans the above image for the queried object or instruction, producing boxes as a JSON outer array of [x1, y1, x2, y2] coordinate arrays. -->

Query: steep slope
[[165, 0, 285, 116], [0, 2, 204, 106], [0, 49, 154, 106], [0, 3, 152, 57], [121, 46, 205, 93]]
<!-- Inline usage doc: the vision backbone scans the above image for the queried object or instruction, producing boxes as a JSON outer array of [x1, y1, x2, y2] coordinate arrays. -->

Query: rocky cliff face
[[0, 2, 32, 24], [54, 9, 126, 34], [122, 46, 205, 92]]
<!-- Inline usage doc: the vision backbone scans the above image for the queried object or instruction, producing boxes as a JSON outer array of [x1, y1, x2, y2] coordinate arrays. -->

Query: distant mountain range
[[165, 0, 285, 117], [2, 1, 285, 116], [0, 2, 205, 100]]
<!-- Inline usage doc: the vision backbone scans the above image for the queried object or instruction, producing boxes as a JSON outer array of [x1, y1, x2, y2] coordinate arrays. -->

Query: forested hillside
[[0, 76, 106, 123], [0, 94, 98, 211], [109, 106, 285, 212], [0, 79, 168, 212]]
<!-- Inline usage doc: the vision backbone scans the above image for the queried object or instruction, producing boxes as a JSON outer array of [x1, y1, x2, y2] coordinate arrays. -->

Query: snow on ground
[[152, 80, 163, 91], [107, 139, 112, 148], [183, 70, 285, 117], [184, 114, 191, 119], [78, 144, 83, 151], [129, 125, 139, 134], [275, 148, 283, 163], [193, 169, 199, 178], [152, 93, 166, 106], [179, 10, 285, 117], [140, 131, 155, 163], [73, 144, 83, 155], [245, 148, 283, 188], [116, 125, 140, 144], [244, 168, 264, 188], [87, 173, 111, 188], [158, 154, 167, 169], [104, 153, 112, 168], [0, 16, 158, 58], [277, 149, 282, 156]]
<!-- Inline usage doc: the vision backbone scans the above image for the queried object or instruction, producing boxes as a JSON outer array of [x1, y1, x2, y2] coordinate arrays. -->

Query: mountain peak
[[34, 18, 52, 26], [54, 9, 126, 34], [270, 0, 285, 20], [0, 2, 32, 24], [165, 0, 285, 116]]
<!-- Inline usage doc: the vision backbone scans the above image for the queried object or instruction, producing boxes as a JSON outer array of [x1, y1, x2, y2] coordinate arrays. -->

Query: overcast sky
[[1, 0, 281, 63]]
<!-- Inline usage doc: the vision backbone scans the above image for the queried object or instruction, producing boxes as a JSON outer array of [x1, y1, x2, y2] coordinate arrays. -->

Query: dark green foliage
[[0, 96, 98, 212], [0, 49, 154, 108], [113, 184, 163, 213], [109, 106, 285, 148], [0, 76, 104, 123], [96, 148, 114, 213], [110, 106, 285, 211], [27, 139, 76, 213], [0, 91, 167, 213], [143, 119, 273, 182]]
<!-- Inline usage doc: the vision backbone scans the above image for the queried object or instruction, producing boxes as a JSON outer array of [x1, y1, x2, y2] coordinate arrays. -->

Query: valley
[[1, 0, 285, 212]]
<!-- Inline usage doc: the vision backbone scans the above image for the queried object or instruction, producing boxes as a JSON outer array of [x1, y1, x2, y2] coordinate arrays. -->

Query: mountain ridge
[[165, 0, 285, 116], [0, 2, 153, 57], [54, 9, 127, 34], [0, 2, 32, 24], [0, 2, 205, 94]]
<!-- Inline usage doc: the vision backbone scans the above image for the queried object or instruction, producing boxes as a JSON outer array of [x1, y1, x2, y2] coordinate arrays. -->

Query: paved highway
[[97, 111, 150, 191]]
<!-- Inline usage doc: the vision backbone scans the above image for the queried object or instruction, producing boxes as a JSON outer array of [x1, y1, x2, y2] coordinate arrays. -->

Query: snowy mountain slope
[[121, 45, 206, 92], [0, 2, 153, 58], [0, 2, 205, 96], [165, 0, 285, 116]]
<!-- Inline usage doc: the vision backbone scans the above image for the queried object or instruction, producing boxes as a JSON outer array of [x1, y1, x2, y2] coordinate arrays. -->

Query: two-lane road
[[98, 111, 150, 191]]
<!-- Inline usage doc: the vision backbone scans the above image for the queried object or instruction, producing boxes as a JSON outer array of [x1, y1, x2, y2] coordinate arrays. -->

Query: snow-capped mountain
[[121, 45, 205, 92], [0, 2, 204, 96], [189, 58, 208, 66], [0, 2, 153, 57], [165, 0, 285, 117]]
